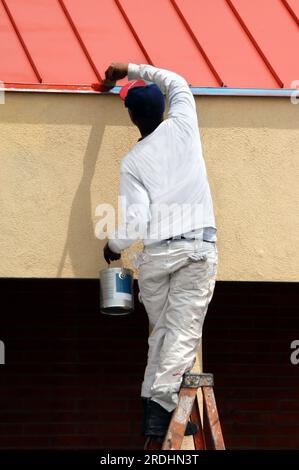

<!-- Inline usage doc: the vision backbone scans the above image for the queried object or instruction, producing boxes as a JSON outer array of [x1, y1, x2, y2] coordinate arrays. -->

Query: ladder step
[[182, 372, 214, 388]]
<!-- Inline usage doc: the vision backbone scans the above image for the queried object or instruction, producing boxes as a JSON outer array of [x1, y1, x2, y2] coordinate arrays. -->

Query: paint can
[[99, 267, 134, 315]]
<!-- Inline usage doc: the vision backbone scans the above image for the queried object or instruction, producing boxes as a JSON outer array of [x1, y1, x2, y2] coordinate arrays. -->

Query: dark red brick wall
[[0, 279, 298, 449], [0, 279, 148, 450], [204, 282, 299, 449]]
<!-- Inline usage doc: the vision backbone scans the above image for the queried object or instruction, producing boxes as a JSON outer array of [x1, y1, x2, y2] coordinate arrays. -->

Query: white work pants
[[137, 239, 218, 412]]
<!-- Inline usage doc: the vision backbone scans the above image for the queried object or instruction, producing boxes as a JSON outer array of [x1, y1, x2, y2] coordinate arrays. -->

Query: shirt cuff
[[108, 239, 122, 254], [128, 63, 141, 81]]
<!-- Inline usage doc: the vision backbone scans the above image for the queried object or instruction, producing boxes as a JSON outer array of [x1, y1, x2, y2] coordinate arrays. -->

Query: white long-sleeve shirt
[[108, 63, 216, 253]]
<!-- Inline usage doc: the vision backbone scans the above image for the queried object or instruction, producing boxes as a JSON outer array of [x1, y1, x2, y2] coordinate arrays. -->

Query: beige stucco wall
[[0, 92, 298, 280]]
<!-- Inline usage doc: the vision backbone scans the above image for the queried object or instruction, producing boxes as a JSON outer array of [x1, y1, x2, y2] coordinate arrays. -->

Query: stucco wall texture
[[0, 92, 298, 281]]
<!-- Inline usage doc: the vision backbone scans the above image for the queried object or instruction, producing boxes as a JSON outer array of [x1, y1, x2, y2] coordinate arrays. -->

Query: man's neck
[[138, 121, 163, 141]]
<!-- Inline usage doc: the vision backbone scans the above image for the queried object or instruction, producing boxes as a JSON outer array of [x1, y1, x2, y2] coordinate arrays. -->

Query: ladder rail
[[162, 387, 197, 450], [202, 386, 225, 450]]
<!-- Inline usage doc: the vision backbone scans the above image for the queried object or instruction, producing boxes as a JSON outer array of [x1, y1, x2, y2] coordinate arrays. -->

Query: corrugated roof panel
[[63, 0, 147, 86], [5, 0, 97, 84], [118, 0, 219, 87], [231, 0, 299, 88], [282, 0, 299, 22], [0, 1, 38, 83], [0, 0, 298, 92], [174, 0, 279, 88]]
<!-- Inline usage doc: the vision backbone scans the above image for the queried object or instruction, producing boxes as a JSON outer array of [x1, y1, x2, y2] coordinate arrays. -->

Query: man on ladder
[[102, 62, 218, 448]]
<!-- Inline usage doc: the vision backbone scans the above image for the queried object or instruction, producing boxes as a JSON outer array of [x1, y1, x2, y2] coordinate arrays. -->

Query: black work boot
[[142, 399, 171, 449], [141, 398, 198, 440], [142, 398, 172, 439]]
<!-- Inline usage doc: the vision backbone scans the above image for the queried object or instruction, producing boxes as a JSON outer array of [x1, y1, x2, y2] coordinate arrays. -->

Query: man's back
[[120, 64, 216, 244]]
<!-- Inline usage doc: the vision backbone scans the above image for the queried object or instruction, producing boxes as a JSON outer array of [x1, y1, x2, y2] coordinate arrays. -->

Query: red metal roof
[[0, 0, 298, 92]]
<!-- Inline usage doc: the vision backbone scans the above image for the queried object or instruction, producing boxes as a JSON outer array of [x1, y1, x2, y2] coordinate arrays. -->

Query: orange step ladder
[[162, 372, 225, 450]]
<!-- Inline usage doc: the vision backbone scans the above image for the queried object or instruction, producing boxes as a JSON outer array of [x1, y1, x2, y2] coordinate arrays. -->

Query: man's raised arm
[[105, 62, 197, 123]]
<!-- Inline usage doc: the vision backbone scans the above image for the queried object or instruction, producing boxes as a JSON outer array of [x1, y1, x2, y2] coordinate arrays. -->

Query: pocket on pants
[[171, 252, 217, 292], [171, 260, 207, 291]]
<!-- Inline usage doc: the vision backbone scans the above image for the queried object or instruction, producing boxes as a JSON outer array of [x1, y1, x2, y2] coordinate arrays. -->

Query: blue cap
[[125, 84, 165, 118]]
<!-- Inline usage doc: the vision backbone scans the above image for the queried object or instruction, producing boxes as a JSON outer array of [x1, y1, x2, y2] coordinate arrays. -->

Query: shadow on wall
[[2, 92, 135, 278], [54, 95, 134, 277], [56, 122, 104, 278]]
